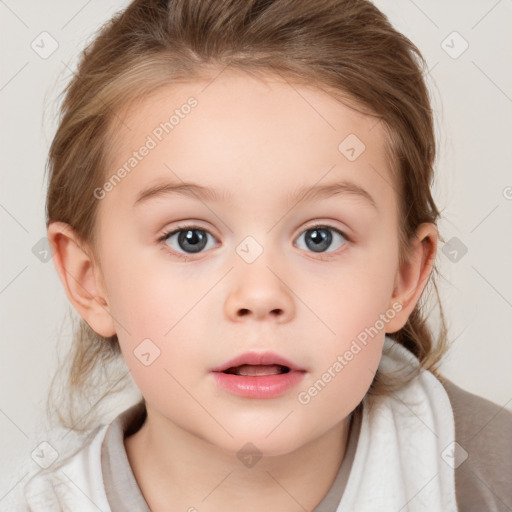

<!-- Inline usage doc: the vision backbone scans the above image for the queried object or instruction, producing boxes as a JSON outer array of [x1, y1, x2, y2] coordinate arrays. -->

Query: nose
[[224, 263, 295, 324]]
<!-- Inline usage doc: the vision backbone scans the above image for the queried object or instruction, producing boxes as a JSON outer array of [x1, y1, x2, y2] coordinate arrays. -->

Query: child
[[5, 0, 512, 510]]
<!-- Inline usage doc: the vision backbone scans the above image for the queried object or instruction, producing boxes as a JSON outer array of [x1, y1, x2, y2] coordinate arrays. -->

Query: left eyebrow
[[133, 179, 378, 212]]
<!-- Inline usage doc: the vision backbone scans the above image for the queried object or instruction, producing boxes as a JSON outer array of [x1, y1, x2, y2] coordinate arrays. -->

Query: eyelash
[[157, 222, 351, 260]]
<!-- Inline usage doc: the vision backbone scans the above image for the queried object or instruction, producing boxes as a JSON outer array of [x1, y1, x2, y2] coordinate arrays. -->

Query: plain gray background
[[1, 0, 511, 500]]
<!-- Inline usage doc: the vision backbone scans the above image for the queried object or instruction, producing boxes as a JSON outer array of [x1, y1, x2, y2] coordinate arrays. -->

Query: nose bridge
[[224, 232, 295, 322]]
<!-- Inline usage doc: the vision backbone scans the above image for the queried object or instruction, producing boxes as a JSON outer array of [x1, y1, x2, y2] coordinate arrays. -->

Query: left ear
[[385, 222, 438, 333]]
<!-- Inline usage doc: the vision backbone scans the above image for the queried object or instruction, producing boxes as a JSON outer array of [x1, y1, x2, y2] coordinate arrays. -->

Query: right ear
[[47, 221, 116, 338]]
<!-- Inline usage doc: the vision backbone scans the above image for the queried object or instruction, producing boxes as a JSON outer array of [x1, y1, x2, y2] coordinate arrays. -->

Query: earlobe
[[385, 223, 438, 333], [47, 221, 116, 338]]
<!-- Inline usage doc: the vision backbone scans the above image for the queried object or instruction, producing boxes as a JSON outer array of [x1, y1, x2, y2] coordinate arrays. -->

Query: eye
[[294, 224, 348, 255], [158, 224, 218, 258], [158, 222, 349, 260]]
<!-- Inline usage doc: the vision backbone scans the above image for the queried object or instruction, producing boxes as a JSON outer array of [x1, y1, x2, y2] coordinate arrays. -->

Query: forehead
[[102, 69, 398, 216]]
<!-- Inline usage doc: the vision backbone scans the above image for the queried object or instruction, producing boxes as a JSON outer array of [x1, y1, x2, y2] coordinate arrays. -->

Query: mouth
[[221, 364, 291, 376], [211, 351, 305, 375], [210, 351, 306, 398]]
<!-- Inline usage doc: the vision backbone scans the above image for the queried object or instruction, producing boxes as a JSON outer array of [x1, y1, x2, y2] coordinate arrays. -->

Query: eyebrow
[[133, 179, 378, 211]]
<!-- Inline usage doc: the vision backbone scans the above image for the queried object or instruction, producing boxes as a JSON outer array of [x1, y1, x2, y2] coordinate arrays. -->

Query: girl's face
[[92, 69, 410, 455]]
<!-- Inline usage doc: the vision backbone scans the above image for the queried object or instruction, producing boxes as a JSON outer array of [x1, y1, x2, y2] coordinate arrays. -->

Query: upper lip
[[211, 351, 306, 373]]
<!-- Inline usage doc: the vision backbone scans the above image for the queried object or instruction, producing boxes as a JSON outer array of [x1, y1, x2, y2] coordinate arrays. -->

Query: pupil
[[178, 229, 207, 253], [306, 228, 332, 252]]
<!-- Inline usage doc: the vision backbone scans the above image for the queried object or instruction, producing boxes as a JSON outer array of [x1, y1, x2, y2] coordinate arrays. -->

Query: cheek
[[315, 258, 397, 340], [116, 304, 205, 410], [295, 332, 384, 433], [102, 243, 199, 335], [305, 240, 397, 391], [101, 252, 208, 393]]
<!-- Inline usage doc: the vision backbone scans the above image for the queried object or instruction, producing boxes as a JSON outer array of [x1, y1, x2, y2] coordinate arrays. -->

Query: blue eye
[[294, 225, 348, 254], [158, 223, 349, 259], [158, 225, 217, 258]]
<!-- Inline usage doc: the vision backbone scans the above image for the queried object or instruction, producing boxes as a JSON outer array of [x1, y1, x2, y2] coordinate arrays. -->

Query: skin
[[48, 68, 437, 511]]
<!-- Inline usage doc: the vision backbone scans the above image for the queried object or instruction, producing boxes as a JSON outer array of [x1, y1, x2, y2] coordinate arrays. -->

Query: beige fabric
[[101, 401, 150, 511], [439, 377, 512, 512]]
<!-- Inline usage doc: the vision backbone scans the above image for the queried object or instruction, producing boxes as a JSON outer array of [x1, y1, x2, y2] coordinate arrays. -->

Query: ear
[[47, 221, 116, 338], [385, 223, 438, 333]]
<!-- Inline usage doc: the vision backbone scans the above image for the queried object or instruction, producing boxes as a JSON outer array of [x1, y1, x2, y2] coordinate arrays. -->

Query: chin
[[212, 423, 312, 459]]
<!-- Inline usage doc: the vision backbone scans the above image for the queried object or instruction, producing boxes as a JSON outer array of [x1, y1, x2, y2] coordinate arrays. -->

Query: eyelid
[[297, 221, 351, 242], [157, 221, 218, 242]]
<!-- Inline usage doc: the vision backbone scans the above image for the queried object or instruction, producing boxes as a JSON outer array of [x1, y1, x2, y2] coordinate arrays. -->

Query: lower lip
[[211, 370, 306, 399]]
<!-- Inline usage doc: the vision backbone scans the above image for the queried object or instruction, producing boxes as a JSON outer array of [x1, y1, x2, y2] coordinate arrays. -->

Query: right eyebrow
[[133, 181, 229, 206]]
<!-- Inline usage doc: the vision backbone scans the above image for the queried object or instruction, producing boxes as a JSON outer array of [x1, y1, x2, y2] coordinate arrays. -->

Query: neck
[[125, 407, 354, 512]]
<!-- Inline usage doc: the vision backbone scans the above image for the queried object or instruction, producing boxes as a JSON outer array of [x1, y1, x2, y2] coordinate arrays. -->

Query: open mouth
[[222, 364, 291, 376], [212, 357, 305, 398]]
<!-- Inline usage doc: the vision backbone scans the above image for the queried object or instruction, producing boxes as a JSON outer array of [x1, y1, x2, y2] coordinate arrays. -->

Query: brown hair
[[45, 0, 450, 432]]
